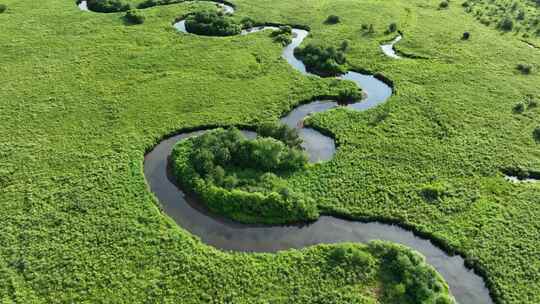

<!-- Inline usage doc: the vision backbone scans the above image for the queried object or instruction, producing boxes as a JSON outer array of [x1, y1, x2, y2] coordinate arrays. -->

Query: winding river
[[80, 1, 493, 303], [380, 35, 402, 59]]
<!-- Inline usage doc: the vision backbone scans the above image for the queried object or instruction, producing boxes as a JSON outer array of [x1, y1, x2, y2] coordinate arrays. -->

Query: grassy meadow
[[0, 0, 539, 303]]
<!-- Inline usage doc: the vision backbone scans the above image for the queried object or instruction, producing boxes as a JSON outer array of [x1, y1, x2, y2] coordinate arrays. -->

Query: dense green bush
[[270, 26, 292, 46], [86, 0, 130, 13], [294, 44, 347, 76], [124, 9, 145, 24], [513, 102, 526, 113], [369, 242, 455, 304], [388, 22, 398, 33], [171, 128, 315, 224], [462, 31, 471, 40], [439, 1, 449, 9], [498, 16, 514, 31], [337, 87, 363, 104], [361, 23, 376, 34], [0, 4, 6, 13], [137, 0, 157, 9], [419, 181, 448, 202], [534, 127, 540, 142], [327, 244, 377, 280], [256, 122, 302, 148], [240, 17, 255, 29], [325, 15, 341, 24], [517, 63, 532, 74], [137, 0, 181, 9], [185, 10, 241, 36]]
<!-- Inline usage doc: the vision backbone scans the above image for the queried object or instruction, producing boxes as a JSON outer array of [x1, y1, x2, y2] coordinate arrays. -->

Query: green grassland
[[463, 0, 540, 39], [0, 0, 539, 303]]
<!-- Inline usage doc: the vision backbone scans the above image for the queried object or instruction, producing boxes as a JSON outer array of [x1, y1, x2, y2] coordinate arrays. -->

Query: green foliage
[[439, 1, 449, 9], [256, 121, 302, 148], [464, 0, 540, 35], [533, 126, 540, 142], [337, 87, 363, 104], [462, 31, 471, 39], [325, 15, 341, 24], [171, 128, 313, 224], [498, 16, 514, 31], [294, 44, 347, 76], [419, 181, 448, 202], [361, 23, 376, 35], [387, 22, 398, 33], [270, 26, 292, 46], [0, 4, 6, 13], [327, 244, 377, 281], [185, 10, 241, 36], [513, 102, 526, 113], [369, 242, 454, 304], [517, 63, 533, 74], [86, 0, 131, 12], [124, 9, 145, 24], [240, 16, 255, 28], [137, 0, 183, 9]]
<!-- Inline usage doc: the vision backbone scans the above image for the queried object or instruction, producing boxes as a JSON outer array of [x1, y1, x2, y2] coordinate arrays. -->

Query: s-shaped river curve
[[79, 1, 493, 303]]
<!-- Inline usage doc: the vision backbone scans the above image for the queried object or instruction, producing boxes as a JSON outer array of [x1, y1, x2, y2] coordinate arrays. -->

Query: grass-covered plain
[[463, 0, 540, 39], [0, 0, 539, 303]]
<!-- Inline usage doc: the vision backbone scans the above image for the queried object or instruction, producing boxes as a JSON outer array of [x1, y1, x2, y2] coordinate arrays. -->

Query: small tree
[[125, 9, 145, 24], [337, 87, 362, 104], [533, 127, 540, 142], [339, 40, 349, 52], [513, 102, 526, 113], [439, 1, 449, 9], [388, 22, 397, 33], [517, 64, 532, 74], [498, 17, 514, 31], [0, 4, 6, 13], [462, 31, 470, 40], [325, 15, 340, 24], [240, 17, 255, 29], [87, 0, 131, 13]]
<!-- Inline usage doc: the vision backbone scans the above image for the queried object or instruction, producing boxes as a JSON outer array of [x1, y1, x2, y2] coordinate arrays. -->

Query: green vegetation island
[[0, 0, 539, 303]]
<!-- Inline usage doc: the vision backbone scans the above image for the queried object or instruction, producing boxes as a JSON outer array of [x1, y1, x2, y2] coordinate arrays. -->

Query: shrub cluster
[[124, 9, 145, 24], [0, 4, 6, 13], [463, 0, 540, 36], [240, 17, 255, 29], [534, 127, 540, 142], [516, 63, 532, 74], [337, 87, 363, 104], [513, 102, 526, 113], [137, 0, 180, 9], [172, 128, 318, 224], [185, 10, 241, 36], [498, 17, 514, 31], [369, 242, 455, 304], [325, 15, 340, 24], [327, 244, 377, 281], [270, 26, 292, 46], [361, 23, 376, 35], [419, 181, 448, 202], [86, 0, 130, 13], [294, 44, 347, 76], [256, 122, 302, 148], [439, 1, 449, 9], [387, 22, 398, 33]]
